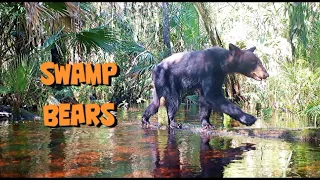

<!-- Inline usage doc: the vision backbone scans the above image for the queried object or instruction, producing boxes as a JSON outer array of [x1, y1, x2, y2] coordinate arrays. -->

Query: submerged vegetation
[[0, 2, 319, 127]]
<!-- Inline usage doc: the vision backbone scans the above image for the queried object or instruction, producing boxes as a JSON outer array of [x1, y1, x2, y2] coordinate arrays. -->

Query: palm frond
[[185, 94, 199, 105], [44, 2, 85, 17], [2, 55, 36, 96], [70, 26, 122, 53], [24, 2, 45, 28], [306, 104, 320, 115]]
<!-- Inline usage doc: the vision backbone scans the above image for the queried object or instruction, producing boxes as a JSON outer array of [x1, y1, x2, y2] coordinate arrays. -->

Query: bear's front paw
[[201, 120, 215, 130], [239, 114, 257, 126], [141, 118, 150, 128]]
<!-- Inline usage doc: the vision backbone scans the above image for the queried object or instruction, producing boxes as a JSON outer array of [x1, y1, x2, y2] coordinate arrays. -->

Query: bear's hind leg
[[164, 91, 181, 129], [199, 94, 214, 129], [142, 87, 160, 127]]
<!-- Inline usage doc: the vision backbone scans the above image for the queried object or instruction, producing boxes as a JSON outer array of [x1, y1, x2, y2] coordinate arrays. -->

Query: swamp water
[[0, 105, 319, 178]]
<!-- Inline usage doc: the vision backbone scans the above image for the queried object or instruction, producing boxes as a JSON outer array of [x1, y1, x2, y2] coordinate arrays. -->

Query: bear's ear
[[229, 43, 241, 56], [248, 46, 256, 52]]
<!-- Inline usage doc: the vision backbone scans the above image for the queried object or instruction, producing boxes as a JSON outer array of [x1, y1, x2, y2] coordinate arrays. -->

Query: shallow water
[[0, 105, 319, 178]]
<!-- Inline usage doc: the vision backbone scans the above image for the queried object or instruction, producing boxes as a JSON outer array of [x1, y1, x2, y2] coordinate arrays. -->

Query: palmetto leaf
[[2, 55, 35, 96], [40, 26, 122, 55], [185, 94, 199, 104], [70, 26, 122, 53], [125, 47, 158, 76], [306, 104, 320, 115], [43, 2, 86, 18]]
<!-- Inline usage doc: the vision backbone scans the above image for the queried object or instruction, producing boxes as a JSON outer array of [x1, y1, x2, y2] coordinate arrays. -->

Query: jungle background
[[0, 2, 319, 127]]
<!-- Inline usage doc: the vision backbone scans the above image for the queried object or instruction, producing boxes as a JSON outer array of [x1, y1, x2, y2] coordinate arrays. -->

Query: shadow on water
[[47, 128, 67, 177], [0, 105, 319, 178], [153, 129, 181, 178]]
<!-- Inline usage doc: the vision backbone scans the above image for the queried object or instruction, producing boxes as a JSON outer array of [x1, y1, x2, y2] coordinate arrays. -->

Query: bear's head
[[228, 43, 269, 81]]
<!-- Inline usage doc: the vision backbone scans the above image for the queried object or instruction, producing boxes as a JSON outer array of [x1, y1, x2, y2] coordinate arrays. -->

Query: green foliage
[[287, 2, 320, 66], [223, 113, 232, 128], [54, 86, 75, 102], [42, 27, 64, 50], [111, 47, 155, 105], [1, 56, 35, 98], [126, 50, 158, 76], [287, 3, 309, 57], [45, 2, 70, 13], [262, 107, 273, 120], [71, 26, 122, 54], [169, 2, 200, 51], [41, 26, 122, 57], [185, 94, 199, 105], [0, 54, 48, 112], [0, 86, 10, 94], [285, 2, 320, 123], [244, 59, 320, 126], [305, 100, 320, 127]]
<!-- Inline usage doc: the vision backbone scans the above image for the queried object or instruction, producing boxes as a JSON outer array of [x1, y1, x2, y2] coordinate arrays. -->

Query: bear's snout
[[263, 72, 269, 79], [251, 64, 269, 81]]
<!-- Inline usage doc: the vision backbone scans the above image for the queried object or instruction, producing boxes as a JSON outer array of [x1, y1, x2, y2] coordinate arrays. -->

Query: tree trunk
[[224, 74, 245, 103], [12, 94, 21, 120], [194, 2, 219, 46], [162, 2, 171, 58], [124, 2, 127, 16]]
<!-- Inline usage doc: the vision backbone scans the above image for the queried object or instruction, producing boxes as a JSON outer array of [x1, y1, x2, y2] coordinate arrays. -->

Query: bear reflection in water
[[152, 129, 256, 178]]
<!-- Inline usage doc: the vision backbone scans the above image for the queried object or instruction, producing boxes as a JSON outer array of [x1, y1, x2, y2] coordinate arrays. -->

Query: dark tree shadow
[[47, 128, 67, 177], [153, 128, 181, 178]]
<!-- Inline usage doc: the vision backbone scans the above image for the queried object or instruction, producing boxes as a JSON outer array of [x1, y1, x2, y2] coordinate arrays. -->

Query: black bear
[[142, 43, 269, 129]]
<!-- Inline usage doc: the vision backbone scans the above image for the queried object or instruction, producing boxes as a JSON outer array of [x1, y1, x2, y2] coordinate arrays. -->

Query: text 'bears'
[[43, 103, 116, 127]]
